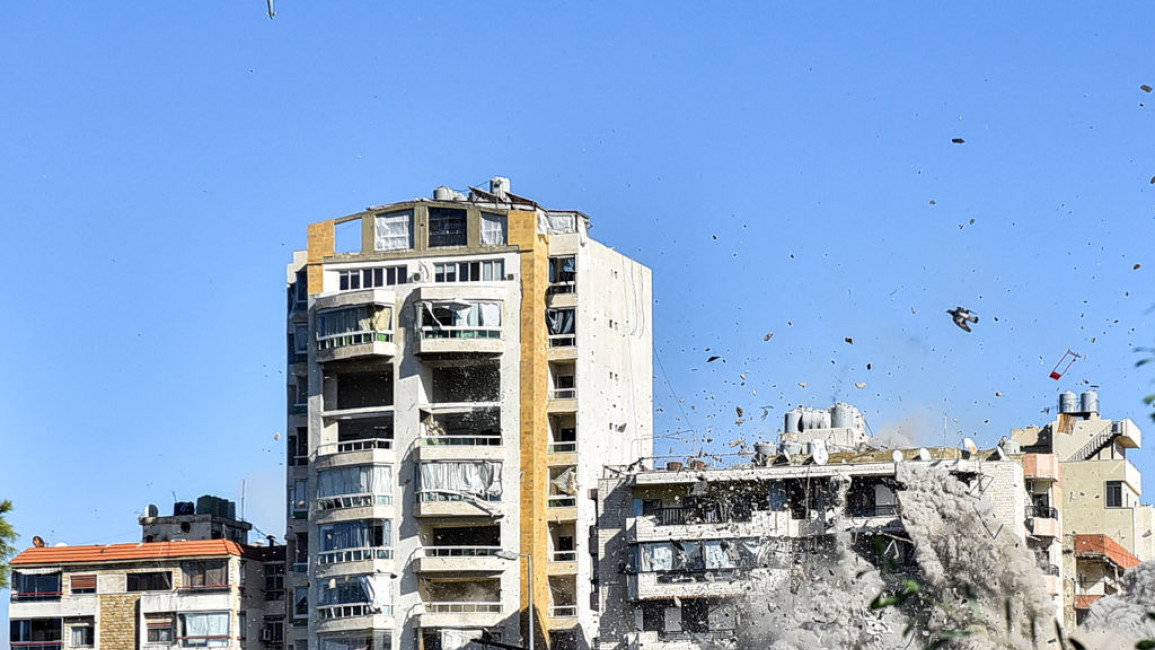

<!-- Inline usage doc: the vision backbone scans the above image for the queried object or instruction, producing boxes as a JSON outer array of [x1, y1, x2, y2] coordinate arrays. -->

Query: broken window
[[289, 480, 308, 518], [548, 256, 576, 293], [317, 305, 392, 348], [430, 525, 500, 547], [480, 212, 507, 246], [419, 301, 502, 338], [181, 560, 229, 590], [319, 520, 392, 563], [126, 571, 172, 592], [418, 461, 503, 501], [330, 370, 393, 410], [264, 563, 284, 601], [317, 465, 393, 508], [319, 630, 392, 650], [429, 363, 500, 403], [374, 211, 413, 252], [428, 208, 467, 247], [317, 574, 391, 614], [288, 428, 308, 466], [433, 259, 505, 283], [335, 219, 362, 254], [294, 587, 308, 619]]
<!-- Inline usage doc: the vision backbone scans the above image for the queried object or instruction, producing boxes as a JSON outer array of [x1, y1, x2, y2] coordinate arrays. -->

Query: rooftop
[[11, 539, 244, 567]]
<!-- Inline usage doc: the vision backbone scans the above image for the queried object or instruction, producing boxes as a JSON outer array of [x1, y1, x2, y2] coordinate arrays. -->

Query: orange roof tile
[[1074, 534, 1140, 570], [10, 540, 243, 567]]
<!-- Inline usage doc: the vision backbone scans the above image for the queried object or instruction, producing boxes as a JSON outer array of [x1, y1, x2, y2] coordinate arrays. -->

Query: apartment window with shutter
[[70, 574, 97, 594]]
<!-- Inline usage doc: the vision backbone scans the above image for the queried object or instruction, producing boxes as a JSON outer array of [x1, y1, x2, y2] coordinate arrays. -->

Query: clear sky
[[2, 2, 1155, 642]]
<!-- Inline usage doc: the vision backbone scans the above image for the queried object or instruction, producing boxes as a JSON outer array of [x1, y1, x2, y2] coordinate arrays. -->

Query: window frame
[[1106, 480, 1124, 508], [126, 571, 173, 592], [428, 208, 468, 248]]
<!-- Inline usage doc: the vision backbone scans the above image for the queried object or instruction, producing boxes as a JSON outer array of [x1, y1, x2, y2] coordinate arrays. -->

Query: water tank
[[831, 402, 855, 429], [1059, 391, 1078, 414], [784, 410, 802, 434], [1081, 390, 1099, 415], [781, 441, 804, 456], [173, 501, 195, 516], [433, 186, 455, 201]]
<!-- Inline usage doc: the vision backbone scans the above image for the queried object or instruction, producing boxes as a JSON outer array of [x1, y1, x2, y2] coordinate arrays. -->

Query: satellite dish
[[145, 504, 159, 518], [917, 448, 931, 462], [811, 440, 829, 466], [962, 437, 978, 455], [891, 450, 904, 463]]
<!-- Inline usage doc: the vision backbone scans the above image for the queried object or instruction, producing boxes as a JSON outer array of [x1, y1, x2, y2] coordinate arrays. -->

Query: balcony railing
[[548, 442, 577, 453], [317, 603, 392, 620], [317, 494, 393, 511], [547, 281, 576, 295], [550, 605, 577, 618], [10, 591, 62, 602], [177, 583, 231, 592], [12, 643, 63, 650], [419, 435, 502, 447], [424, 602, 501, 614], [551, 551, 577, 562], [1027, 505, 1059, 520], [548, 334, 575, 347], [549, 388, 576, 400], [177, 636, 232, 646], [847, 505, 900, 518], [316, 438, 394, 456], [548, 495, 577, 508], [317, 547, 393, 565], [424, 546, 502, 558], [317, 330, 393, 351], [421, 326, 501, 340]]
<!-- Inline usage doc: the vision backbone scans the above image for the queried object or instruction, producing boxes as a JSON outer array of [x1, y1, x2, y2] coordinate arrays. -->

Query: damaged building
[[7, 497, 286, 650], [284, 178, 653, 650], [594, 403, 1056, 649]]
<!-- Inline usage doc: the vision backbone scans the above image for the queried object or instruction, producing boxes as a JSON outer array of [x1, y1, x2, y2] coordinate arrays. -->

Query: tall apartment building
[[284, 179, 653, 650], [1010, 391, 1150, 628], [7, 497, 285, 650]]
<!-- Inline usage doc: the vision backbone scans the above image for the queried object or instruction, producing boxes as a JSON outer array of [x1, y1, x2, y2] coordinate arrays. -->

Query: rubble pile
[[1077, 561, 1155, 647]]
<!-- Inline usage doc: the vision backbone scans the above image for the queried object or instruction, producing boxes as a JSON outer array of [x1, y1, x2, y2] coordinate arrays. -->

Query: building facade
[[7, 499, 285, 650], [284, 179, 653, 650]]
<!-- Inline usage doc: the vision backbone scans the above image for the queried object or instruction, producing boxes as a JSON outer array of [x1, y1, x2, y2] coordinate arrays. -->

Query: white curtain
[[361, 574, 392, 607], [547, 213, 576, 234], [419, 461, 503, 498], [320, 521, 390, 551], [480, 213, 507, 245], [317, 465, 393, 498], [180, 612, 229, 643], [546, 309, 575, 335], [375, 212, 412, 251], [704, 540, 737, 569]]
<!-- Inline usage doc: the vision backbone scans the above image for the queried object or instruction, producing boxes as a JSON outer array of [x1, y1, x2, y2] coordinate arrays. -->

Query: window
[[547, 308, 576, 346], [262, 618, 284, 643], [1107, 481, 1124, 508], [549, 256, 576, 284], [178, 611, 230, 648], [147, 616, 176, 644], [480, 212, 507, 246], [293, 534, 308, 572], [11, 619, 62, 644], [289, 480, 308, 519], [294, 587, 309, 620], [428, 208, 467, 247], [319, 630, 392, 650], [317, 305, 392, 345], [317, 465, 393, 509], [288, 428, 308, 467], [127, 571, 172, 592], [71, 624, 95, 647], [374, 211, 413, 251], [338, 265, 408, 290], [419, 301, 502, 338], [418, 461, 503, 501], [433, 260, 505, 283], [181, 560, 229, 589], [70, 574, 96, 595], [292, 380, 308, 409], [13, 571, 61, 600], [264, 563, 285, 601], [318, 520, 392, 563]]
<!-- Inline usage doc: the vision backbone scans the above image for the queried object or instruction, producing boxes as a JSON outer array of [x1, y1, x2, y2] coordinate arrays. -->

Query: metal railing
[[424, 546, 502, 558], [419, 435, 502, 447], [10, 591, 62, 602], [548, 495, 577, 508], [317, 494, 393, 511], [1027, 505, 1059, 520], [315, 438, 394, 456], [317, 330, 393, 351], [424, 602, 502, 614], [551, 551, 577, 562], [548, 442, 577, 453], [550, 605, 577, 618], [420, 327, 501, 340], [317, 547, 393, 565], [547, 281, 576, 295], [11, 643, 62, 650], [177, 583, 231, 592], [847, 505, 900, 518], [549, 388, 576, 400], [316, 603, 392, 619], [548, 334, 576, 347]]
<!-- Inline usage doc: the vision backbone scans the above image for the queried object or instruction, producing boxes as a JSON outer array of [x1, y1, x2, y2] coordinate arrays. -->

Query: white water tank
[[1081, 390, 1099, 415], [1059, 391, 1078, 414]]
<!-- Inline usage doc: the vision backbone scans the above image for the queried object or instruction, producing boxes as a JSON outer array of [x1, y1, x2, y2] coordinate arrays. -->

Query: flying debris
[[707, 355, 720, 363], [1049, 349, 1082, 380], [1137, 263, 1144, 269], [947, 306, 979, 332], [951, 138, 965, 144], [763, 332, 773, 341], [855, 382, 867, 389], [735, 406, 744, 418], [266, 0, 275, 18], [1142, 84, 1153, 93], [844, 337, 854, 345]]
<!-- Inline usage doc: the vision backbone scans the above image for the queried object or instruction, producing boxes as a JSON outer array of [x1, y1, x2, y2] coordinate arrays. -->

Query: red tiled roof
[[1074, 534, 1140, 570], [1074, 594, 1103, 610], [10, 540, 243, 566]]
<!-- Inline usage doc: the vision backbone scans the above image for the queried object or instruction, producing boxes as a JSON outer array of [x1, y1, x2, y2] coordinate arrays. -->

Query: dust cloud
[[1076, 561, 1155, 647]]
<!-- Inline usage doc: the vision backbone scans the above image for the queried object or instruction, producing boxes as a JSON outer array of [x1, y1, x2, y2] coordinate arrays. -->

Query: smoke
[[736, 464, 1054, 650], [1076, 561, 1155, 647]]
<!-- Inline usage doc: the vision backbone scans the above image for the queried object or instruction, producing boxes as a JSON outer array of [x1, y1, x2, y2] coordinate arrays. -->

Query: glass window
[[1106, 481, 1124, 508], [374, 211, 412, 251], [70, 574, 96, 594], [428, 208, 467, 247], [317, 465, 393, 498], [434, 260, 504, 283], [178, 612, 230, 648], [127, 572, 172, 592], [71, 624, 95, 647], [181, 560, 229, 589], [320, 520, 392, 552], [294, 588, 309, 619], [320, 631, 392, 650], [480, 212, 507, 246]]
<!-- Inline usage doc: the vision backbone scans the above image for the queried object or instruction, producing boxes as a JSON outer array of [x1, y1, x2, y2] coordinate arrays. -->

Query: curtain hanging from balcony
[[317, 465, 393, 498], [547, 308, 575, 335], [418, 461, 503, 499]]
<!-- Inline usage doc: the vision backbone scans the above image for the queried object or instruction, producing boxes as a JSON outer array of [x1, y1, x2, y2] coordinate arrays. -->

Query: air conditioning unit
[[505, 273, 516, 281], [410, 272, 423, 282]]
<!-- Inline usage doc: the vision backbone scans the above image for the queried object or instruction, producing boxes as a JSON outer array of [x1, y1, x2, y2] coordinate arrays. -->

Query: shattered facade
[[284, 179, 653, 650]]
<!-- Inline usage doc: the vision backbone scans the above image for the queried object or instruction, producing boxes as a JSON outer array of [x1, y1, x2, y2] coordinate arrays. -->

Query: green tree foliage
[[0, 500, 16, 589]]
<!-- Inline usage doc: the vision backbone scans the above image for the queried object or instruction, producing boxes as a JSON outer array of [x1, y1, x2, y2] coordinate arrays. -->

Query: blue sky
[[2, 2, 1155, 640]]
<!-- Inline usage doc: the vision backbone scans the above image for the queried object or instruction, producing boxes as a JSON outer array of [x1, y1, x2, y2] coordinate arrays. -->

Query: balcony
[[317, 547, 394, 566], [417, 546, 506, 573], [1023, 454, 1060, 482], [416, 492, 503, 518], [415, 405, 503, 462], [1026, 506, 1061, 538], [628, 571, 748, 601], [11, 643, 62, 650], [415, 289, 506, 357], [317, 603, 393, 620], [550, 605, 577, 618], [419, 602, 503, 628], [314, 290, 397, 363]]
